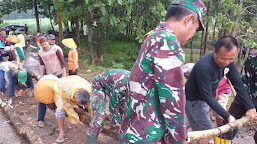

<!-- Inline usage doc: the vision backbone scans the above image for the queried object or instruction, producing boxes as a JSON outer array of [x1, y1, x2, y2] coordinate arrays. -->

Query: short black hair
[[165, 5, 198, 23], [215, 36, 239, 53]]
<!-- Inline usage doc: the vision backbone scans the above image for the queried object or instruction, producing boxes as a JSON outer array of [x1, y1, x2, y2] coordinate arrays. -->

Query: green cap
[[18, 70, 27, 83], [171, 0, 206, 31], [15, 29, 22, 34], [0, 41, 5, 48], [46, 34, 55, 40]]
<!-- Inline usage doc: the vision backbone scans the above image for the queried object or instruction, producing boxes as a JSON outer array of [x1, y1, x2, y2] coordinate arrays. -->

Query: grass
[[0, 18, 59, 34]]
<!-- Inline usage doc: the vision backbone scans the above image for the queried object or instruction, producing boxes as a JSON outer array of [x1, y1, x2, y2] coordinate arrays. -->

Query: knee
[[55, 108, 66, 118]]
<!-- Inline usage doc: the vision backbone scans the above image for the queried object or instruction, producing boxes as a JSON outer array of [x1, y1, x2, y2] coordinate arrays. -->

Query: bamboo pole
[[188, 116, 250, 140]]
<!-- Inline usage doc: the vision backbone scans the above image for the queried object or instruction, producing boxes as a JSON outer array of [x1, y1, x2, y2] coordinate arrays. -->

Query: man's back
[[120, 23, 186, 143]]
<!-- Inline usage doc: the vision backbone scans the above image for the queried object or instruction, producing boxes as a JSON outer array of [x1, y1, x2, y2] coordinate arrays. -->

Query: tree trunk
[[80, 20, 84, 34], [231, 0, 244, 37], [48, 5, 54, 31], [33, 0, 40, 32], [87, 10, 95, 66], [75, 17, 81, 55], [213, 20, 217, 44], [56, 0, 64, 48], [203, 1, 210, 55], [200, 31, 205, 57], [190, 37, 194, 62], [97, 18, 103, 61], [64, 21, 69, 32], [74, 0, 81, 55]]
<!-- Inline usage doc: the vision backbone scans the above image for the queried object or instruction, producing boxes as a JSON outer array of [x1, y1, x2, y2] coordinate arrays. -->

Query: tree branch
[[188, 116, 250, 140]]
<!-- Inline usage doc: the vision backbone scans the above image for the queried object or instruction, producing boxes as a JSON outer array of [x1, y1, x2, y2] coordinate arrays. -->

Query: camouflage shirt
[[120, 22, 186, 144], [90, 69, 130, 125], [241, 54, 257, 98]]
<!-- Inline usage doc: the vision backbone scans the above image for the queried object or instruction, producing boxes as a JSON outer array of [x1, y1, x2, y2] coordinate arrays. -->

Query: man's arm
[[38, 56, 45, 77], [239, 59, 257, 121], [56, 49, 66, 77], [227, 62, 254, 110], [195, 67, 231, 120], [15, 46, 25, 61]]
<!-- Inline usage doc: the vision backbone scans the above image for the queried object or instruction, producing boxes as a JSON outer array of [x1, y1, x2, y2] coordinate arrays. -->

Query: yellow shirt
[[68, 49, 79, 71], [53, 75, 91, 124], [17, 34, 26, 48]]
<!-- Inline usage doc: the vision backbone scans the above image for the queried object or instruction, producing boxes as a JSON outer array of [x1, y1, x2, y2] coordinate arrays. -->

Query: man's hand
[[78, 121, 85, 126], [245, 108, 257, 121], [228, 115, 236, 123], [62, 72, 66, 77]]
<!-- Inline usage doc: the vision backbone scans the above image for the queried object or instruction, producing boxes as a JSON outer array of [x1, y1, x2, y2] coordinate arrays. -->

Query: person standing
[[46, 34, 63, 56], [6, 35, 24, 63], [62, 38, 79, 75], [119, 0, 206, 143], [87, 69, 130, 144], [185, 36, 257, 144], [37, 36, 66, 127], [15, 29, 26, 51]]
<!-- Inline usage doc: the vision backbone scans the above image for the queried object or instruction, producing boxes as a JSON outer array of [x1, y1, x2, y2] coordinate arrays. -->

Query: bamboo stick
[[188, 116, 250, 140]]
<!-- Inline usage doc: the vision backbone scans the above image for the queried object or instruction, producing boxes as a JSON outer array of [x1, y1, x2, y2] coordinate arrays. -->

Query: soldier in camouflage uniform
[[86, 69, 130, 144], [119, 0, 206, 144]]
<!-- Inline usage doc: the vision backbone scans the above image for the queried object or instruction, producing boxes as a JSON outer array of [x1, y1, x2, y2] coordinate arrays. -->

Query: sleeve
[[56, 50, 66, 68], [195, 67, 230, 119], [227, 62, 254, 110], [109, 88, 124, 125], [64, 103, 80, 124], [15, 47, 25, 61], [151, 37, 186, 143]]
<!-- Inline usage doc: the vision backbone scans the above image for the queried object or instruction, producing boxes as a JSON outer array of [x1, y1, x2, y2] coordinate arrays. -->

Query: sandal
[[56, 135, 65, 143]]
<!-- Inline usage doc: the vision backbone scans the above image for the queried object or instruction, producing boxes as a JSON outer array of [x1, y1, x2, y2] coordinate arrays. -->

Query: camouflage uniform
[[242, 53, 257, 99], [119, 0, 206, 143], [87, 69, 130, 136]]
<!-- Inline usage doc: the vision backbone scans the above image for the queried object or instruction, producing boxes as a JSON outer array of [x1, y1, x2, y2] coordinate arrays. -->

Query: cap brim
[[198, 18, 205, 31], [19, 79, 27, 83]]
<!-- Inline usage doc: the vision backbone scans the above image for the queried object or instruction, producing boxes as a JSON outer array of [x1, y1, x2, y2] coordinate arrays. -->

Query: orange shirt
[[68, 49, 79, 71]]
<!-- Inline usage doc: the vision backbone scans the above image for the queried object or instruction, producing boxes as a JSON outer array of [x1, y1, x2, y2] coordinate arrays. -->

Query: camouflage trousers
[[87, 86, 107, 136]]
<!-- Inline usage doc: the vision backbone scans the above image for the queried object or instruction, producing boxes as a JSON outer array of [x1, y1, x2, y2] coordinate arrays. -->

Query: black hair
[[215, 36, 239, 53], [165, 5, 198, 23]]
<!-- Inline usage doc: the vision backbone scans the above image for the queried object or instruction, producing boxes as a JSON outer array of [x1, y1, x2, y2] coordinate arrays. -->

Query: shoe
[[37, 121, 44, 128], [7, 99, 12, 105]]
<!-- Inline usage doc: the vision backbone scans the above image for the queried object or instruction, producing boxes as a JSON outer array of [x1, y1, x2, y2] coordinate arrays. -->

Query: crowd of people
[[0, 0, 256, 144]]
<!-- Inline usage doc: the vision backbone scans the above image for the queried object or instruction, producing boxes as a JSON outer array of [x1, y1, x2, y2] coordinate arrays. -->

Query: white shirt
[[0, 61, 11, 84], [52, 44, 63, 56]]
